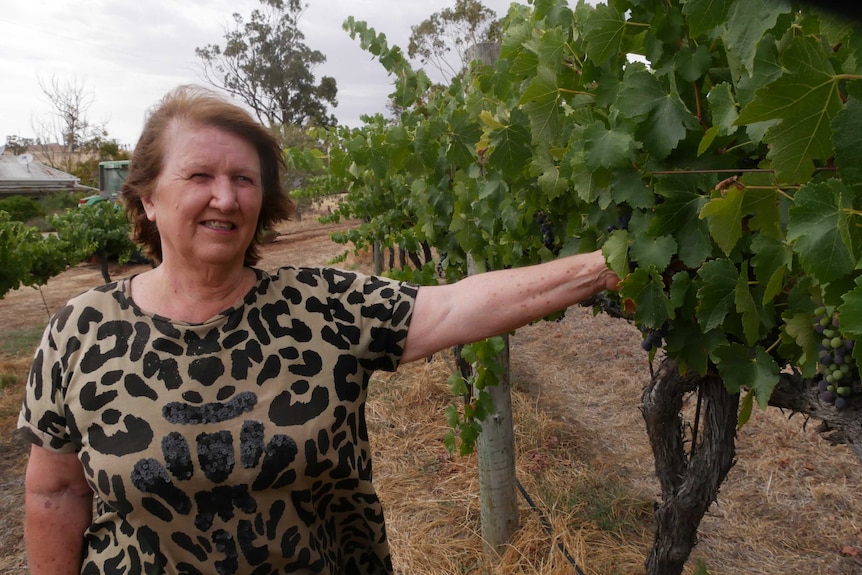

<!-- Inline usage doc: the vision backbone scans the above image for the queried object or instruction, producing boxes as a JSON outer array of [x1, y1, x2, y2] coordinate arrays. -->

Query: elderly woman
[[18, 86, 619, 575]]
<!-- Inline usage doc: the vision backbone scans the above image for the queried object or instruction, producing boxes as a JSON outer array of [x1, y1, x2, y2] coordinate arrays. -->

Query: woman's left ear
[[141, 195, 156, 222]]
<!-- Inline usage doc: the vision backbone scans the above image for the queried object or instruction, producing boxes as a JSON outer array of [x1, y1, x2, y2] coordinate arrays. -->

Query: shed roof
[[0, 153, 90, 196]]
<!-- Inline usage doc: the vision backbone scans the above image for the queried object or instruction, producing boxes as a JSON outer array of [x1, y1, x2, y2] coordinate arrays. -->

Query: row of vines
[[0, 202, 141, 296], [289, 0, 862, 573]]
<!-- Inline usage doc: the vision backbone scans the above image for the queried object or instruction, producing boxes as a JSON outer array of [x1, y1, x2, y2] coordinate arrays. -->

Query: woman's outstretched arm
[[402, 250, 620, 363]]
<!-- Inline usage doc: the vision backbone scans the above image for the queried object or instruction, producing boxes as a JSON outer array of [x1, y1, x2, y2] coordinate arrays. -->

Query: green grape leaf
[[674, 45, 713, 83], [619, 268, 675, 328], [736, 36, 843, 183], [832, 96, 862, 185], [681, 0, 733, 38], [611, 169, 654, 209], [642, 93, 700, 159], [603, 229, 631, 280], [584, 120, 639, 170], [532, 154, 569, 199], [782, 310, 819, 371], [787, 180, 856, 284], [700, 187, 745, 255], [664, 323, 725, 376], [615, 64, 665, 121], [650, 179, 712, 268], [521, 62, 563, 145], [583, 3, 626, 65], [696, 259, 739, 332], [735, 262, 760, 346], [706, 82, 739, 136], [723, 0, 791, 75], [614, 61, 700, 159], [630, 234, 677, 273], [487, 110, 534, 180], [712, 343, 779, 408], [738, 390, 754, 427], [839, 284, 862, 340], [448, 109, 481, 168], [750, 235, 791, 305]]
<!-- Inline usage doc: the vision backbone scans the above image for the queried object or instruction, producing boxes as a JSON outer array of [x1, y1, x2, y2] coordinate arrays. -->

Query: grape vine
[[287, 1, 862, 571]]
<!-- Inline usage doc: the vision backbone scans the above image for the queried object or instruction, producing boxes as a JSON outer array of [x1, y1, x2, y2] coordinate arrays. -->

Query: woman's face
[[142, 121, 263, 272]]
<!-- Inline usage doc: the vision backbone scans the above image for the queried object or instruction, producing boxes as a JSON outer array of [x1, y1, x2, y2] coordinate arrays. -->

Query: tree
[[408, 0, 502, 82], [31, 75, 106, 171], [196, 0, 338, 128]]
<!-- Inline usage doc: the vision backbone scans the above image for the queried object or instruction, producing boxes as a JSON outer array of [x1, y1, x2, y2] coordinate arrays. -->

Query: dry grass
[[368, 358, 654, 575]]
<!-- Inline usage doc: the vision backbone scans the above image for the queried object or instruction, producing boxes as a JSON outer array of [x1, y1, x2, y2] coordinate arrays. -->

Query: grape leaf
[[619, 268, 675, 328], [787, 180, 856, 284], [735, 262, 760, 346], [700, 187, 745, 255], [736, 36, 843, 183], [583, 3, 626, 65], [641, 92, 701, 159], [723, 0, 791, 76], [487, 109, 534, 180], [603, 229, 631, 281], [532, 154, 569, 199], [839, 284, 862, 340], [782, 310, 819, 373], [611, 169, 654, 210], [630, 234, 677, 273], [832, 96, 862, 185], [706, 82, 739, 137], [696, 259, 739, 332], [750, 235, 791, 305], [664, 322, 726, 376], [712, 343, 780, 408], [681, 0, 733, 38], [650, 179, 712, 268], [584, 120, 639, 170], [674, 45, 713, 82], [615, 64, 665, 121]]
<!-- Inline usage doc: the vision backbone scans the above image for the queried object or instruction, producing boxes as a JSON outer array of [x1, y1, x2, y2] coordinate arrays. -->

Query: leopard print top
[[18, 266, 417, 575]]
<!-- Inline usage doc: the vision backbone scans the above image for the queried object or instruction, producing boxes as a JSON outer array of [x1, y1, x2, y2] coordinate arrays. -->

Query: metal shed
[[0, 153, 93, 197]]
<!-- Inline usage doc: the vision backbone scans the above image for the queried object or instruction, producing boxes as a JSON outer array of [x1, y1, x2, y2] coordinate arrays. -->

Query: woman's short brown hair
[[123, 85, 295, 265]]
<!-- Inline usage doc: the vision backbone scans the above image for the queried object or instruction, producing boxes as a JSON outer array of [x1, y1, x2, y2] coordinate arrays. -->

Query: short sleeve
[[278, 267, 418, 373], [17, 311, 78, 454]]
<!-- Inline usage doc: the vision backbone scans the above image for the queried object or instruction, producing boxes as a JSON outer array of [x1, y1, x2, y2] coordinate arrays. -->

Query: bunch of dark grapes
[[533, 212, 559, 254], [813, 306, 858, 410], [641, 324, 668, 352]]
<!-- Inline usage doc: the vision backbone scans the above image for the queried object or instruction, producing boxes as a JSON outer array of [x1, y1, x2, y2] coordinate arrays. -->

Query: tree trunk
[[642, 359, 739, 575], [98, 254, 112, 284]]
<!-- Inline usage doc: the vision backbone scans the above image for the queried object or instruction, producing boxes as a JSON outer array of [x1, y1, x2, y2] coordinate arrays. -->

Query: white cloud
[[0, 0, 525, 147]]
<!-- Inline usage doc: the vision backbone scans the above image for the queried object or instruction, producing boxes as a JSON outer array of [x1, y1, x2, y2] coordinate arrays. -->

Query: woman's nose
[[210, 176, 239, 211]]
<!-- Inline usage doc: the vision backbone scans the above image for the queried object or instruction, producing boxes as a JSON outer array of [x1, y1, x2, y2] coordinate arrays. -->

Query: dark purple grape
[[835, 396, 848, 410], [815, 324, 825, 334], [821, 390, 836, 404], [819, 379, 831, 392]]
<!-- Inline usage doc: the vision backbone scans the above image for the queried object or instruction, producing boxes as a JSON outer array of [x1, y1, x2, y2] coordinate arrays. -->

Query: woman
[[19, 85, 619, 575]]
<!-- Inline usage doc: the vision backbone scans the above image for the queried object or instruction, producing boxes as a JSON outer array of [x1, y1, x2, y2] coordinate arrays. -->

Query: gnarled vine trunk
[[642, 358, 739, 575]]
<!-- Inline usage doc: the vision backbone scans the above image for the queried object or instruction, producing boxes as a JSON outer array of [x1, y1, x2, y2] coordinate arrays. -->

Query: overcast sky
[[0, 0, 522, 149]]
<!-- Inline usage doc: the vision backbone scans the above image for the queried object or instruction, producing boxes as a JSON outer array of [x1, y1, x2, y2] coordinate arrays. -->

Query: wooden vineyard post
[[466, 250, 519, 555]]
